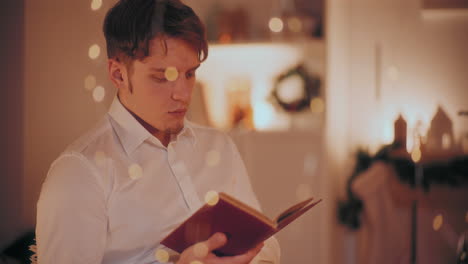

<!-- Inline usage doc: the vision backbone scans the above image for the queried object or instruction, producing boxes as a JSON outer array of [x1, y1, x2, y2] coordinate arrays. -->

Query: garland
[[337, 143, 468, 230], [271, 64, 321, 113]]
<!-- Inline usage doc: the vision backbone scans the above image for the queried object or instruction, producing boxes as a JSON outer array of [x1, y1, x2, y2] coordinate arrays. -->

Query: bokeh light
[[432, 214, 443, 231], [193, 242, 209, 258], [269, 17, 284, 33], [154, 249, 169, 263], [310, 97, 325, 113], [128, 163, 143, 180], [92, 86, 106, 102], [165, 67, 178, 82], [204, 190, 219, 206], [276, 75, 305, 104], [190, 261, 203, 264], [84, 74, 96, 91], [91, 0, 102, 11], [205, 150, 220, 167], [88, 44, 101, 60], [288, 17, 302, 33]]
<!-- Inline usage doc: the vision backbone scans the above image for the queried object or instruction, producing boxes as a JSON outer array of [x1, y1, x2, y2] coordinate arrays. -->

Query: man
[[36, 0, 280, 263]]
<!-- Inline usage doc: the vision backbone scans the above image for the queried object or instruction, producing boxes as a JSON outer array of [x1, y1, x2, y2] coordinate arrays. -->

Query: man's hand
[[176, 233, 264, 264]]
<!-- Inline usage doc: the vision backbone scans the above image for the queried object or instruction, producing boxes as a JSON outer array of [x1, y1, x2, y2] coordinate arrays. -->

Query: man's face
[[119, 37, 200, 135]]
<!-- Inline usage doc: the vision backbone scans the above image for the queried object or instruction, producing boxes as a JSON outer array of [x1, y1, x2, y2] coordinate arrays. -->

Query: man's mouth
[[168, 108, 187, 117]]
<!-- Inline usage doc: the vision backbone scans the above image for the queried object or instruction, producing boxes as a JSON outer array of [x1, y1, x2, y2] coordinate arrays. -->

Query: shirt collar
[[107, 96, 197, 155]]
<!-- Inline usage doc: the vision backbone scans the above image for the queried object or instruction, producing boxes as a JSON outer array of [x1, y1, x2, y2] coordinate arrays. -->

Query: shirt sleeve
[[36, 153, 107, 264], [226, 136, 281, 264]]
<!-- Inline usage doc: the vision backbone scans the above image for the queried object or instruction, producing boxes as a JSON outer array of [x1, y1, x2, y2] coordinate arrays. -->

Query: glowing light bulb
[[432, 214, 443, 231], [88, 44, 101, 60], [165, 67, 178, 81], [287, 17, 302, 33], [193, 242, 209, 258], [269, 17, 284, 33], [91, 0, 102, 11], [205, 191, 219, 206], [310, 98, 325, 113], [154, 249, 169, 263], [92, 86, 105, 102], [128, 163, 143, 180], [84, 75, 96, 91]]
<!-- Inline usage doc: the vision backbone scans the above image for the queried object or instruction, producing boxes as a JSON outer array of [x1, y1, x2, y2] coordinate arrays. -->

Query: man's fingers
[[204, 232, 228, 251], [214, 242, 264, 264]]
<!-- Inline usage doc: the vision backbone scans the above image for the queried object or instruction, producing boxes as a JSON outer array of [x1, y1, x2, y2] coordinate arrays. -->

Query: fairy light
[[432, 214, 443, 231], [84, 75, 96, 91], [92, 86, 106, 102], [204, 191, 219, 206], [154, 249, 169, 263], [91, 0, 102, 11], [128, 163, 143, 180], [310, 98, 325, 113], [269, 17, 284, 33], [193, 242, 209, 258], [287, 17, 302, 33], [165, 67, 178, 81], [88, 44, 101, 60]]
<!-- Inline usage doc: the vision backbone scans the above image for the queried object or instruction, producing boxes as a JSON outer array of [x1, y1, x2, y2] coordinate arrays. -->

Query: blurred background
[[1, 0, 467, 263]]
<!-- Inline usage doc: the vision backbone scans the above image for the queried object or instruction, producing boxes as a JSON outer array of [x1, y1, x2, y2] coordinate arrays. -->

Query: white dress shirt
[[36, 97, 280, 264]]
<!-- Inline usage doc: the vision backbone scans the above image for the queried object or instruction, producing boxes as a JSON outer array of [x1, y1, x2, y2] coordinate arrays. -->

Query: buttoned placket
[[166, 140, 202, 213]]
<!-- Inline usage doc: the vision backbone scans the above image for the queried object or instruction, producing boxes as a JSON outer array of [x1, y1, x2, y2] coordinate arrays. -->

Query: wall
[[0, 0, 25, 250]]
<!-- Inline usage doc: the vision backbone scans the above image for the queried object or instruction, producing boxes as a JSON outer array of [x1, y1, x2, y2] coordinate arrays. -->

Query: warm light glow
[[253, 102, 276, 130], [128, 163, 143, 180], [204, 191, 219, 206], [432, 214, 443, 231], [296, 183, 311, 201], [88, 44, 101, 60], [288, 17, 302, 33], [269, 17, 284, 33], [91, 0, 102, 11], [276, 75, 305, 104], [94, 151, 106, 167], [193, 242, 209, 258], [84, 75, 96, 91], [442, 133, 451, 149], [93, 86, 106, 102], [310, 98, 325, 113], [165, 67, 178, 81], [205, 150, 220, 167], [190, 261, 203, 264], [154, 249, 169, 263], [411, 146, 421, 163]]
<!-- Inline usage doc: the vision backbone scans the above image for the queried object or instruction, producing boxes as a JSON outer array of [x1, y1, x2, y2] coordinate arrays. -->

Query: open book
[[161, 192, 322, 256]]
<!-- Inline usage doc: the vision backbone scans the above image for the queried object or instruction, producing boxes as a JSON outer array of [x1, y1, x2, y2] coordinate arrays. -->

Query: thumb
[[204, 232, 228, 251]]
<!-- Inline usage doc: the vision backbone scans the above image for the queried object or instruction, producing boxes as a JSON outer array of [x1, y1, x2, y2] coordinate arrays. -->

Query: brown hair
[[103, 0, 208, 64]]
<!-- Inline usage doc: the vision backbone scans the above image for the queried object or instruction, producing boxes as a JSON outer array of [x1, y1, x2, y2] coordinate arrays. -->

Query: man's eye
[[152, 76, 167, 83], [186, 71, 196, 79]]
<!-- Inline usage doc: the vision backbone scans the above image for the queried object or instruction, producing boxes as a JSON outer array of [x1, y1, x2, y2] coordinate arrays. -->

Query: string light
[[205, 191, 219, 206], [432, 214, 443, 231], [91, 0, 102, 11], [269, 17, 284, 33], [88, 44, 101, 60], [165, 67, 179, 81], [92, 86, 106, 102], [154, 249, 169, 263]]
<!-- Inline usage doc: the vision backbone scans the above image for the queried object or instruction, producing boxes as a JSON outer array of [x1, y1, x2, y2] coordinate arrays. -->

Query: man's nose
[[171, 78, 191, 103]]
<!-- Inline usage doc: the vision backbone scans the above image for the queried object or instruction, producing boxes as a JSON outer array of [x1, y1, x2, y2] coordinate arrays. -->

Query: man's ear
[[108, 58, 127, 90]]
